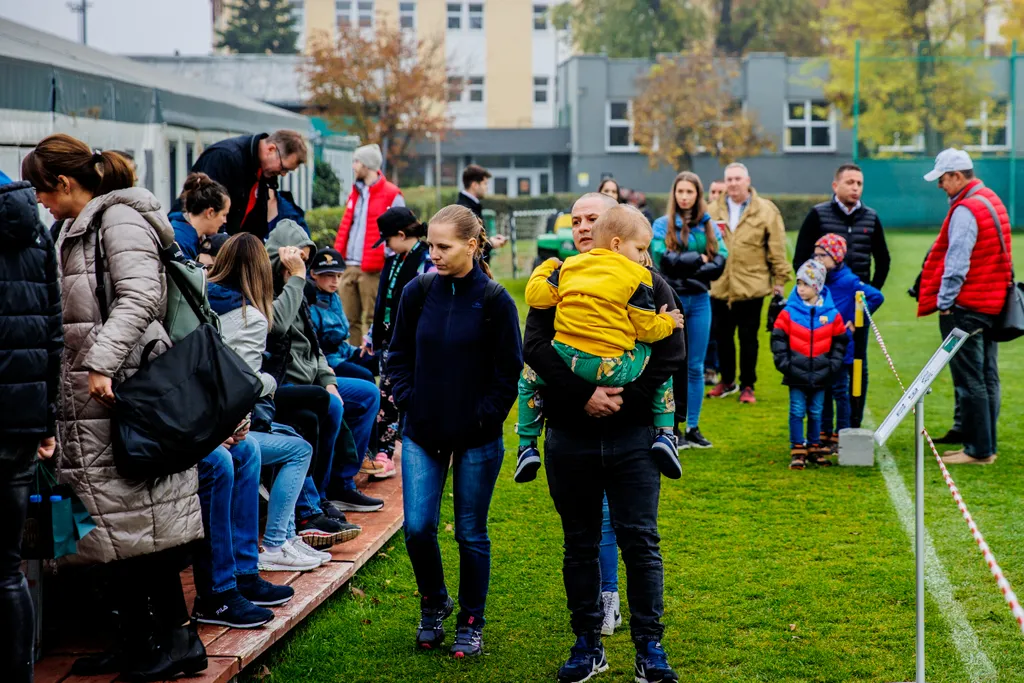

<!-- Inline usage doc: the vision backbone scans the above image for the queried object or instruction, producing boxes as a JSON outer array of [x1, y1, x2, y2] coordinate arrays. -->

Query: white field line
[[864, 408, 998, 682]]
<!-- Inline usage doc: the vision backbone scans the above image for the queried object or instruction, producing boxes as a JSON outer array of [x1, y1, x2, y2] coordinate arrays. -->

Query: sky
[[0, 0, 213, 55]]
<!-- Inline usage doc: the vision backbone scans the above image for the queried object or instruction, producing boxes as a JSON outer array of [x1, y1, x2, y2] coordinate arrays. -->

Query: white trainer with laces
[[288, 536, 332, 566], [601, 590, 621, 636], [258, 542, 320, 572]]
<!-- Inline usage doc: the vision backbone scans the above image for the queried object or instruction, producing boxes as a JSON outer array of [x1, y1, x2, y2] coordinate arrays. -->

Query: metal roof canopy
[[0, 18, 311, 134]]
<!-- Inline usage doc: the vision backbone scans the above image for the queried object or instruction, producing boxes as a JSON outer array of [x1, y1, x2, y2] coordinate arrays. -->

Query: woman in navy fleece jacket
[[388, 204, 522, 659]]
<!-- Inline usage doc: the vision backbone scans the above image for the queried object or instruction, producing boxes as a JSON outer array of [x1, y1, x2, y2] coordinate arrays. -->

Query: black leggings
[[0, 440, 36, 683]]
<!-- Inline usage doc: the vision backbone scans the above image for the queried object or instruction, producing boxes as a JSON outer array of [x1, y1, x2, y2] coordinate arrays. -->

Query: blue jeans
[[333, 354, 379, 382], [326, 378, 381, 493], [195, 438, 261, 597], [675, 292, 712, 429], [402, 437, 504, 626], [599, 494, 618, 593], [822, 365, 851, 436], [789, 388, 826, 448], [248, 428, 313, 548]]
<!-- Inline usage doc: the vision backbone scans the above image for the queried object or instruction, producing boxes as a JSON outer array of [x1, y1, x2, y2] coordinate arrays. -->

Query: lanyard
[[383, 243, 422, 326]]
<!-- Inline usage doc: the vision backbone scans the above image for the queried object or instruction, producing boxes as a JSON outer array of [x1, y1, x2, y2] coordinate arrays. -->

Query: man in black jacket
[[525, 192, 685, 683], [792, 163, 890, 429], [0, 174, 63, 683], [188, 130, 307, 239], [456, 164, 506, 261]]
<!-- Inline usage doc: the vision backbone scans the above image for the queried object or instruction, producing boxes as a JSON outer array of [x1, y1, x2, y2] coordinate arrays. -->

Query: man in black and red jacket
[[524, 192, 685, 683], [187, 130, 307, 239]]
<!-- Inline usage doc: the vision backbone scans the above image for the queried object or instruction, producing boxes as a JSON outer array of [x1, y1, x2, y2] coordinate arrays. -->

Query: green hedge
[[306, 189, 830, 246]]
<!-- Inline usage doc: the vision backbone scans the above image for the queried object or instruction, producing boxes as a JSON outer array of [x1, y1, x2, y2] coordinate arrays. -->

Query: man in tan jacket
[[707, 163, 793, 404]]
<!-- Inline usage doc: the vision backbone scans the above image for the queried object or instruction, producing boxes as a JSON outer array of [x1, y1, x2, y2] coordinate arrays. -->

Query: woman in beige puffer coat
[[22, 134, 207, 681]]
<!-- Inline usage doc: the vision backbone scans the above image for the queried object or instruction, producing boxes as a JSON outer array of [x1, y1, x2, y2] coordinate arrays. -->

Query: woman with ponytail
[[652, 171, 728, 450], [169, 172, 231, 260], [388, 204, 522, 658], [22, 134, 206, 681]]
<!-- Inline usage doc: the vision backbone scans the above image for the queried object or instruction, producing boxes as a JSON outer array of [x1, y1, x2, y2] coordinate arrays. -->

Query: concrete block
[[839, 428, 875, 466]]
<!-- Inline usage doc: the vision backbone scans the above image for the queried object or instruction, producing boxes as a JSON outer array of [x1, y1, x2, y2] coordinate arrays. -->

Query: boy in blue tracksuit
[[308, 247, 378, 381], [812, 234, 883, 450]]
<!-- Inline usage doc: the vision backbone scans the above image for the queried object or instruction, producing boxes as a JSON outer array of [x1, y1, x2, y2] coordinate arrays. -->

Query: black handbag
[[93, 226, 263, 480], [987, 206, 1024, 343]]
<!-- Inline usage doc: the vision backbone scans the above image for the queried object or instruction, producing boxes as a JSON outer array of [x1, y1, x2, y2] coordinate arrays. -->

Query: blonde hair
[[429, 204, 493, 279], [208, 233, 275, 326], [591, 204, 652, 248]]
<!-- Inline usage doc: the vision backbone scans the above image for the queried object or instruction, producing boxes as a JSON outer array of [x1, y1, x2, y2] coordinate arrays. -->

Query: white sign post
[[875, 327, 971, 683]]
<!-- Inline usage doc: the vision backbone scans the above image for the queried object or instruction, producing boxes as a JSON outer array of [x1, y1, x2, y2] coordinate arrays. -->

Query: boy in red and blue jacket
[[771, 260, 849, 470]]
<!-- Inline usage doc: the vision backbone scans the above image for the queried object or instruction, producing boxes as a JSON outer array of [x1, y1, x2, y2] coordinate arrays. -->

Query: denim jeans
[[789, 387, 826, 447], [545, 425, 664, 640], [195, 438, 262, 597], [248, 429, 313, 548], [274, 385, 344, 500], [0, 439, 35, 683], [402, 437, 504, 626], [940, 309, 999, 458], [822, 365, 851, 436], [333, 353, 379, 382], [327, 378, 381, 493], [599, 494, 618, 593], [675, 292, 712, 429]]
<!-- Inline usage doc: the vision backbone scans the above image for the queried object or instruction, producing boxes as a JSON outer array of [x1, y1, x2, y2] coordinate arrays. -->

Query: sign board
[[874, 327, 970, 446], [577, 172, 590, 188]]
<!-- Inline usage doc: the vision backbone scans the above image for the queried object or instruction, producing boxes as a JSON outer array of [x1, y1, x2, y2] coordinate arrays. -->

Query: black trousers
[[712, 296, 765, 389], [940, 309, 999, 459], [849, 327, 869, 429], [545, 425, 664, 641], [0, 439, 36, 683]]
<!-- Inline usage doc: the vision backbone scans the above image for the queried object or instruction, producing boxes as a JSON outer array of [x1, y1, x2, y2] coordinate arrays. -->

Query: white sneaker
[[258, 542, 320, 572], [600, 591, 621, 636], [288, 536, 332, 566]]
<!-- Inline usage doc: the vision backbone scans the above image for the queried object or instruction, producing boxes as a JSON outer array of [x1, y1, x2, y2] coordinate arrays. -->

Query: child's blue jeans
[[822, 365, 852, 436], [789, 387, 826, 448]]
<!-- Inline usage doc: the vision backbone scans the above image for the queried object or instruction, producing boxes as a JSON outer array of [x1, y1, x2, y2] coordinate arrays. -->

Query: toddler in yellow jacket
[[514, 205, 685, 484]]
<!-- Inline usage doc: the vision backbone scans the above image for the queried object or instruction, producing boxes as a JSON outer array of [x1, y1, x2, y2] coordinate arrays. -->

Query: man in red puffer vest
[[918, 148, 1011, 466], [335, 143, 405, 346]]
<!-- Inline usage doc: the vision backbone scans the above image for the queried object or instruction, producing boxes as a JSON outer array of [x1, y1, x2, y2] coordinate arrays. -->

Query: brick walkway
[[33, 466, 403, 683]]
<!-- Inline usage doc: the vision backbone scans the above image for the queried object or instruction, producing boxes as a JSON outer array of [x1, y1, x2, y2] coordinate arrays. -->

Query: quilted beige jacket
[[55, 188, 202, 565]]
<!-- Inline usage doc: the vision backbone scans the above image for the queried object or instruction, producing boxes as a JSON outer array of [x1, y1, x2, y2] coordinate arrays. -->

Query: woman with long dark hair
[[22, 133, 206, 681], [389, 204, 522, 658], [169, 172, 230, 259], [598, 177, 620, 202], [653, 171, 728, 449]]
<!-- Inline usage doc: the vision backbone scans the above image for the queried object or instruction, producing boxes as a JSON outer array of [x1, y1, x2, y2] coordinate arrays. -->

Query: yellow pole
[[852, 292, 864, 397]]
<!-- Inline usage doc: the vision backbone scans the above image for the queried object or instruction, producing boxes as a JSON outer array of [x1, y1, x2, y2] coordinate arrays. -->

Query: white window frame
[[966, 100, 1011, 152], [335, 0, 351, 28], [606, 100, 639, 152], [533, 4, 548, 31], [357, 0, 374, 28], [533, 76, 549, 104], [783, 99, 836, 153], [335, 0, 374, 28], [878, 132, 925, 154], [467, 76, 484, 103], [399, 1, 416, 31], [446, 76, 463, 102], [446, 2, 461, 30], [467, 3, 483, 31]]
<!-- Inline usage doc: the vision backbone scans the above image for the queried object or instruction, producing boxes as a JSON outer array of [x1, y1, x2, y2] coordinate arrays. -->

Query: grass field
[[244, 231, 1024, 683]]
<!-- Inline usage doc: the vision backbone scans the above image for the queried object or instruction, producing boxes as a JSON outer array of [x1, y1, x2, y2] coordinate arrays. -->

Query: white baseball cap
[[924, 148, 974, 182]]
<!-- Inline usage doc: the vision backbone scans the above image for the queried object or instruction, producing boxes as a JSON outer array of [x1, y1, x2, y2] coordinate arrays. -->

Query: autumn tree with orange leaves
[[631, 45, 774, 171], [303, 24, 452, 175]]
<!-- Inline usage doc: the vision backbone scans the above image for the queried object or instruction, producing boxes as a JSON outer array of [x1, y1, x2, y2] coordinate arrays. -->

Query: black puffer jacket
[[654, 214, 727, 296], [0, 181, 63, 438]]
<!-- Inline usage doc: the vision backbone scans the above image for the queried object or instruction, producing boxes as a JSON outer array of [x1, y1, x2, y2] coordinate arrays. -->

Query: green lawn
[[245, 231, 1024, 682]]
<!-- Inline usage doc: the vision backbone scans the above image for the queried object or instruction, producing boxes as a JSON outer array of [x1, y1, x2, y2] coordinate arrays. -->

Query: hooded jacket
[[168, 210, 200, 260], [309, 285, 356, 368], [0, 181, 63, 439], [653, 213, 729, 297], [54, 188, 202, 564], [207, 281, 277, 397], [771, 287, 848, 389], [265, 220, 337, 388], [825, 264, 884, 365]]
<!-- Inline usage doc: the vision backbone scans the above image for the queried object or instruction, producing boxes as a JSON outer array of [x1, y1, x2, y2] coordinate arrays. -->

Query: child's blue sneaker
[[651, 431, 682, 479], [634, 639, 679, 683], [558, 633, 608, 682], [514, 444, 541, 483]]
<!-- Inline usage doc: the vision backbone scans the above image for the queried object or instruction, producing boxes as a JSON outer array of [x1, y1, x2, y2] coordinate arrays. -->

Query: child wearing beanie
[[770, 259, 850, 470], [812, 234, 884, 451]]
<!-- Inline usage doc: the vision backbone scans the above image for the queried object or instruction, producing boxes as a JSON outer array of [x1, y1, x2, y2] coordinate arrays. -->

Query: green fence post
[[852, 40, 861, 164], [1011, 41, 1018, 228]]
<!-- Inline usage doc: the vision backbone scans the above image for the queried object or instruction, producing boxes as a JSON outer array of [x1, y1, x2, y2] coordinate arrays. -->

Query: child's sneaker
[[514, 444, 541, 483], [557, 633, 608, 682], [450, 617, 484, 658], [651, 430, 682, 479], [808, 445, 834, 467], [683, 427, 713, 449], [820, 432, 839, 455], [634, 639, 679, 682], [789, 445, 807, 470]]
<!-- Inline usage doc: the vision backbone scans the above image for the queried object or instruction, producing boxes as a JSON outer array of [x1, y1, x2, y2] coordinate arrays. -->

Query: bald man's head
[[574, 192, 619, 212]]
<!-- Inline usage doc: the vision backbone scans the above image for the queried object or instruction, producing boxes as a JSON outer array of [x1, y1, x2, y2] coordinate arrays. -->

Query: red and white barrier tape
[[858, 293, 1024, 634]]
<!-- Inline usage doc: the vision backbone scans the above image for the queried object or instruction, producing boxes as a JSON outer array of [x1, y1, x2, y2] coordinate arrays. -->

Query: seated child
[[308, 247, 378, 382], [771, 260, 849, 470], [812, 234, 884, 451], [514, 204, 685, 483]]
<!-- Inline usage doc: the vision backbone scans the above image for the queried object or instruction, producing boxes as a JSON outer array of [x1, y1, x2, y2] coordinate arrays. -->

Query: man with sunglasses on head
[[187, 130, 308, 240]]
